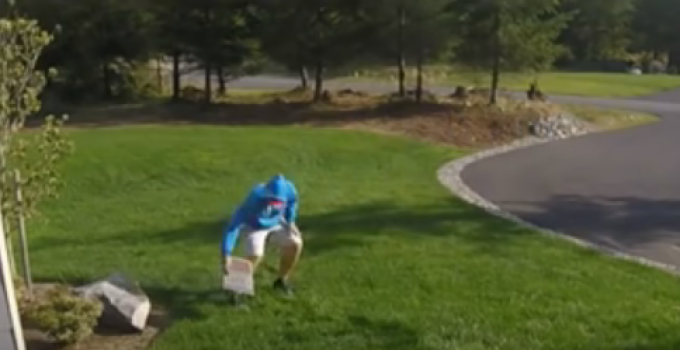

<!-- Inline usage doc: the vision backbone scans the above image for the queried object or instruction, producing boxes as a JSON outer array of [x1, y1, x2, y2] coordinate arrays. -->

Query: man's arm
[[222, 207, 244, 258], [283, 182, 299, 225], [221, 192, 254, 258]]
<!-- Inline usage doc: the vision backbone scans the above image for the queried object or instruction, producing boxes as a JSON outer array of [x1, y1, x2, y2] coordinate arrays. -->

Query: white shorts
[[241, 225, 303, 257]]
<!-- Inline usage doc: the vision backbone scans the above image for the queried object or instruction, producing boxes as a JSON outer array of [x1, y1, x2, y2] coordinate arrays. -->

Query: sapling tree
[[0, 16, 73, 295]]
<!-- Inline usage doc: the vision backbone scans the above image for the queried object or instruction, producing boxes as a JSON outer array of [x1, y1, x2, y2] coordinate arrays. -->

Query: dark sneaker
[[272, 278, 294, 297]]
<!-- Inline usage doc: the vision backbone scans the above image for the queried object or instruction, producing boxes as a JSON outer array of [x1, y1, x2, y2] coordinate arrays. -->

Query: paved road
[[229, 75, 680, 269], [462, 90, 680, 269]]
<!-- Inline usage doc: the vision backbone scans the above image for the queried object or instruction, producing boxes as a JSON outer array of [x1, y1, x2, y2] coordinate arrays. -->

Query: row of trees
[[5, 0, 680, 104]]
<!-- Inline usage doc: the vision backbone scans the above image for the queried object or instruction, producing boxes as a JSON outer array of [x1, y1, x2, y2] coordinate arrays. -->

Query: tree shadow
[[282, 300, 435, 350], [568, 340, 680, 350], [30, 198, 532, 259], [28, 198, 533, 328], [498, 194, 680, 266], [343, 315, 434, 350], [284, 315, 432, 350], [299, 199, 531, 257]]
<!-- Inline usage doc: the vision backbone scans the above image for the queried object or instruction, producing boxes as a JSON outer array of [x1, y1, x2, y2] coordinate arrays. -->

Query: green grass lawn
[[560, 105, 660, 130], [25, 126, 680, 350], [338, 66, 680, 97]]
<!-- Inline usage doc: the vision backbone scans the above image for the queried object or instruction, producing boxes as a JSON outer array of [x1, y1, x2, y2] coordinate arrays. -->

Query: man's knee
[[246, 255, 263, 268], [282, 230, 303, 251]]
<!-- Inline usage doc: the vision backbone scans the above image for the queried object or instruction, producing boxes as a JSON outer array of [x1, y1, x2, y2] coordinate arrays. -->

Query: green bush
[[23, 285, 103, 345]]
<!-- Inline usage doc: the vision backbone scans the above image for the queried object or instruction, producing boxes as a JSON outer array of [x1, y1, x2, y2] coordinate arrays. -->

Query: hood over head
[[264, 174, 288, 203]]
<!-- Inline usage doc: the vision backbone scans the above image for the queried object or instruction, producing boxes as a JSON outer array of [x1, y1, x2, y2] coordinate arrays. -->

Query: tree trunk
[[299, 66, 309, 89], [669, 48, 680, 73], [415, 47, 424, 103], [102, 63, 113, 99], [4, 218, 14, 276], [397, 6, 406, 97], [489, 10, 501, 105], [172, 51, 181, 101], [204, 62, 212, 104], [155, 58, 163, 93], [13, 171, 31, 297], [313, 58, 324, 102], [216, 66, 226, 96]]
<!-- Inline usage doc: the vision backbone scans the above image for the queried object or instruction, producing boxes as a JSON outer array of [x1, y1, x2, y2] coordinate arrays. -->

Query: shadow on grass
[[30, 199, 531, 326], [282, 313, 435, 350], [31, 198, 532, 259], [574, 342, 680, 350], [281, 297, 436, 350]]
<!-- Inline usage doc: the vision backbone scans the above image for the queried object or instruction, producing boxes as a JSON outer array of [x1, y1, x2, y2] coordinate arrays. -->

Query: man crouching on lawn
[[221, 174, 303, 297]]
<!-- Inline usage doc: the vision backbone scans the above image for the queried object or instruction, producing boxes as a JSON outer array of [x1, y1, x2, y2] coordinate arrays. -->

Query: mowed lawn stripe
[[23, 126, 680, 350]]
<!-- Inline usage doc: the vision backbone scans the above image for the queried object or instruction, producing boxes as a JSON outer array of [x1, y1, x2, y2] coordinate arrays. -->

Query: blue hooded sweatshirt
[[221, 174, 298, 256]]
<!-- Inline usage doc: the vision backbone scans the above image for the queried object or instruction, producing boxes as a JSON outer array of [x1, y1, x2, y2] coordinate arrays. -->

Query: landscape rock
[[74, 272, 151, 333], [529, 112, 590, 139]]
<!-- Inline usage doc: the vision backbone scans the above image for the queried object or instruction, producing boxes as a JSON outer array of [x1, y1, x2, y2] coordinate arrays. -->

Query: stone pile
[[529, 112, 590, 139]]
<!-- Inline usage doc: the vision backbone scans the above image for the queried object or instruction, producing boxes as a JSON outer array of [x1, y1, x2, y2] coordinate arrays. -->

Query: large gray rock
[[74, 272, 151, 333]]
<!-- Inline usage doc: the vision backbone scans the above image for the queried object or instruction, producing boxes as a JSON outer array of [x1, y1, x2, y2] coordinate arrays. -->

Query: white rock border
[[437, 132, 680, 277]]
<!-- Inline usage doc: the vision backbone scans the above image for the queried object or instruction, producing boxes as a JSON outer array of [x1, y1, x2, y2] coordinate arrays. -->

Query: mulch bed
[[40, 90, 548, 149], [19, 283, 171, 350]]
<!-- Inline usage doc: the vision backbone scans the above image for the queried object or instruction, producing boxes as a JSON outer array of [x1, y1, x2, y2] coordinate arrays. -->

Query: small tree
[[261, 0, 376, 102], [452, 0, 571, 104], [0, 17, 73, 294], [368, 0, 456, 101]]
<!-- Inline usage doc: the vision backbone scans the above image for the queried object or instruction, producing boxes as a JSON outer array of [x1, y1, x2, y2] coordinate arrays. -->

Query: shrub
[[23, 285, 103, 346]]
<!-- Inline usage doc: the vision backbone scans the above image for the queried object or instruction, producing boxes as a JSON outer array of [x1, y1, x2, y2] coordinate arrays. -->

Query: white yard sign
[[222, 257, 255, 296]]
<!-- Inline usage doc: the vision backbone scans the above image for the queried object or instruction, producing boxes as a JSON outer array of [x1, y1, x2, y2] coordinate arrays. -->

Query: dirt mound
[[341, 103, 543, 148]]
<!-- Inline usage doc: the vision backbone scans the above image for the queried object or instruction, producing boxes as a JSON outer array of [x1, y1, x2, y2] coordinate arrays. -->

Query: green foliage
[[453, 0, 572, 73], [16, 0, 157, 102], [5, 0, 680, 103], [0, 18, 51, 126], [2, 115, 73, 224], [260, 0, 376, 72], [173, 0, 261, 75], [631, 0, 680, 68], [369, 0, 456, 62], [22, 285, 103, 345], [559, 0, 635, 61]]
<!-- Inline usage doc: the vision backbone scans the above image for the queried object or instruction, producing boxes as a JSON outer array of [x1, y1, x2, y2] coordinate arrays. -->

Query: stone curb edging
[[437, 133, 680, 277]]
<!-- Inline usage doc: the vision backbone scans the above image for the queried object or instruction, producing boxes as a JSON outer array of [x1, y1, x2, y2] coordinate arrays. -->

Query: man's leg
[[278, 236, 303, 281], [272, 225, 303, 295], [243, 227, 272, 272], [224, 227, 271, 306]]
